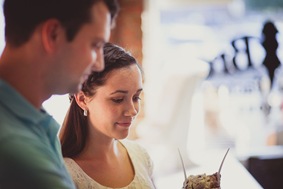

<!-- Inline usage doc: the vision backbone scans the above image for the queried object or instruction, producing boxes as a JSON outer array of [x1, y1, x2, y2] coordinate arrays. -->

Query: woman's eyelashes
[[112, 98, 124, 103], [111, 95, 142, 104]]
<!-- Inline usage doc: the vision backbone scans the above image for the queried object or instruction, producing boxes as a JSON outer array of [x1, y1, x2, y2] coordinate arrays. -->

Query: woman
[[59, 42, 155, 189]]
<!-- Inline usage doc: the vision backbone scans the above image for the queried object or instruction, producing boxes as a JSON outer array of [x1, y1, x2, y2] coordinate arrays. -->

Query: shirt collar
[[0, 79, 51, 126]]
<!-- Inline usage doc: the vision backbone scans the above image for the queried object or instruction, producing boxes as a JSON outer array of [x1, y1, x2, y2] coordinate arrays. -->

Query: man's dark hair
[[3, 0, 119, 47]]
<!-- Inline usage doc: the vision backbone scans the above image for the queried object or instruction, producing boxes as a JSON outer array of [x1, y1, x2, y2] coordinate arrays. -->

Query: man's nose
[[92, 50, 105, 72]]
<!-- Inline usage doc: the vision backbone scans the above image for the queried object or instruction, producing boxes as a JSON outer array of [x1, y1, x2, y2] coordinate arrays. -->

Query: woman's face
[[85, 64, 143, 140]]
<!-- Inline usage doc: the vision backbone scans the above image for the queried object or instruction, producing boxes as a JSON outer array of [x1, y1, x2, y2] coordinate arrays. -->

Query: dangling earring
[[83, 109, 88, 117]]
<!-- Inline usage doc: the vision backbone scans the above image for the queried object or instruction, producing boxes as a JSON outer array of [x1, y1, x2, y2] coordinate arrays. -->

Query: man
[[0, 0, 119, 188]]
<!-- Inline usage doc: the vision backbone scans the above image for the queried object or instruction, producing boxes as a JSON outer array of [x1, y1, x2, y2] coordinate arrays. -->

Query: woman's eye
[[112, 98, 124, 103]]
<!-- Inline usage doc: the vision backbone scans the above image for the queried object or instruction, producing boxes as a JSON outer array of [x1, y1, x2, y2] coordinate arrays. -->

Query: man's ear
[[74, 91, 88, 111], [41, 19, 63, 53]]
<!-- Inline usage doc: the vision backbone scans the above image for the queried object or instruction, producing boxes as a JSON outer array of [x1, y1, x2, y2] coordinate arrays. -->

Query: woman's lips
[[116, 122, 131, 127]]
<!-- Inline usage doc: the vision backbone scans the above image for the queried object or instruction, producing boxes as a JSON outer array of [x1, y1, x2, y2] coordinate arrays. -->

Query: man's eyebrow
[[110, 88, 143, 95]]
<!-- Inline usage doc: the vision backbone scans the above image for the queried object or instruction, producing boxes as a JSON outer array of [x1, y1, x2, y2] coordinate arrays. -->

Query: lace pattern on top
[[64, 139, 155, 189]]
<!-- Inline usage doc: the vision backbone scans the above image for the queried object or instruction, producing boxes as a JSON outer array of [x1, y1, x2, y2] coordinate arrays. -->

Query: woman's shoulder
[[64, 157, 76, 168], [63, 157, 87, 179], [63, 158, 92, 188], [120, 139, 153, 167], [120, 139, 155, 187], [64, 157, 73, 163], [120, 139, 147, 152]]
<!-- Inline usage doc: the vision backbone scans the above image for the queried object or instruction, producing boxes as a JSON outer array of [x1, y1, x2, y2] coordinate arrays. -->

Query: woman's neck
[[77, 138, 121, 161]]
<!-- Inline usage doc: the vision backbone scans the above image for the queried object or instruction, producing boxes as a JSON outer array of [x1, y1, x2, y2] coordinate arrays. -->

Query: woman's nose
[[125, 102, 139, 117]]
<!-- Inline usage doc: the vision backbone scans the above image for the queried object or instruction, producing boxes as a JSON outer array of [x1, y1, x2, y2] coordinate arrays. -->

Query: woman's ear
[[74, 91, 88, 110]]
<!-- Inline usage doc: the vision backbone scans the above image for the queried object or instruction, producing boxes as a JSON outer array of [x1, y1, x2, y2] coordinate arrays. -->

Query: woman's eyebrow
[[110, 88, 143, 95], [110, 90, 128, 95]]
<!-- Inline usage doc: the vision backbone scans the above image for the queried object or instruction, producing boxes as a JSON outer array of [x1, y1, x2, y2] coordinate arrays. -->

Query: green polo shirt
[[0, 79, 75, 189]]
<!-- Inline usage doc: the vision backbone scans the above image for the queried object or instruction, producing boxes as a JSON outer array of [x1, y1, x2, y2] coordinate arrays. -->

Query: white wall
[[43, 95, 70, 125]]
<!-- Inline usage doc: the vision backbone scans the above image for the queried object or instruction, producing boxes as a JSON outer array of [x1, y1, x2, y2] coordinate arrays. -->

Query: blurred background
[[1, 0, 283, 188]]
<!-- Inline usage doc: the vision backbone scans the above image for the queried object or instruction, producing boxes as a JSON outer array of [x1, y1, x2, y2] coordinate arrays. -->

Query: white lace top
[[64, 139, 156, 189]]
